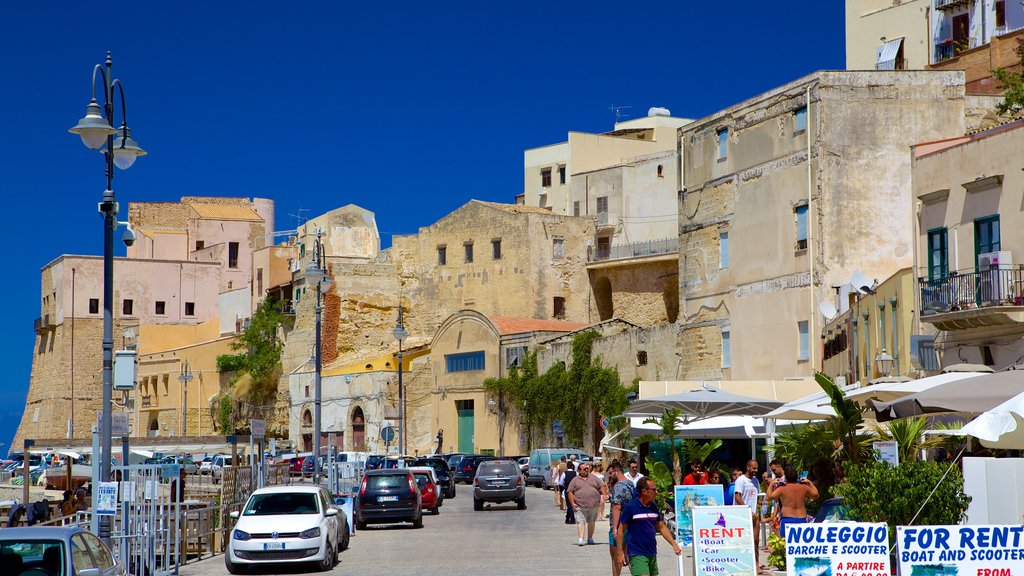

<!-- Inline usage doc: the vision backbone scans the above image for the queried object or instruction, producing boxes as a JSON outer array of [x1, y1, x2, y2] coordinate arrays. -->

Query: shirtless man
[[764, 466, 819, 540]]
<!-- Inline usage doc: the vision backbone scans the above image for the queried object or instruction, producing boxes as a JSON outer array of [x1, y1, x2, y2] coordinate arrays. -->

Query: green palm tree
[[639, 408, 684, 484]]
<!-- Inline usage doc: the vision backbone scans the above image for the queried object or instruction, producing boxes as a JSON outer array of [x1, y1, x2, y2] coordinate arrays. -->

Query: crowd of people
[[546, 455, 818, 576]]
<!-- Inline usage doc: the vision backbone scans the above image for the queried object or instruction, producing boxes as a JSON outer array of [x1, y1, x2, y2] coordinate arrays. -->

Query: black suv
[[473, 459, 526, 511], [413, 457, 456, 498], [356, 469, 423, 529], [454, 454, 492, 484]]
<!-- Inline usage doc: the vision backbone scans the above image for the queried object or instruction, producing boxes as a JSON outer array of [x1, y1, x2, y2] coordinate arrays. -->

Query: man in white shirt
[[733, 459, 761, 559], [624, 458, 644, 486]]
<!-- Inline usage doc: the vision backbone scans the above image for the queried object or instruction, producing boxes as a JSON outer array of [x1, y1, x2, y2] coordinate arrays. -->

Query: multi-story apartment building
[[677, 70, 969, 385], [16, 196, 272, 446], [929, 0, 1024, 92], [846, 0, 931, 71], [913, 118, 1024, 369], [520, 109, 689, 214]]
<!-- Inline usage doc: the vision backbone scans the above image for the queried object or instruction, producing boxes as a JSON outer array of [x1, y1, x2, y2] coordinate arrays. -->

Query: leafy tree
[[642, 457, 674, 510], [816, 372, 872, 465], [835, 459, 971, 544], [870, 417, 946, 463], [993, 38, 1024, 114], [771, 421, 840, 498], [216, 297, 289, 405], [218, 396, 234, 434], [639, 408, 685, 484]]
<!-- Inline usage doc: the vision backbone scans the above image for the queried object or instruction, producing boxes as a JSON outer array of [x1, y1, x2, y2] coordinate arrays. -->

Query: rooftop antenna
[[609, 104, 632, 123], [289, 208, 309, 229]]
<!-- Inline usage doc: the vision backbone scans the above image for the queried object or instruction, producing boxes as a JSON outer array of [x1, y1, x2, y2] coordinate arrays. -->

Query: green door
[[456, 400, 474, 453]]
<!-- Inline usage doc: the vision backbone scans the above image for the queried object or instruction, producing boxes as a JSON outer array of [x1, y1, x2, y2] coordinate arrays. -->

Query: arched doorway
[[351, 406, 365, 451], [302, 409, 313, 451], [593, 276, 613, 320], [149, 417, 159, 437]]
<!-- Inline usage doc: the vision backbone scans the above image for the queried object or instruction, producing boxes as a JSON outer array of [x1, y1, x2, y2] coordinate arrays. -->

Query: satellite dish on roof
[[819, 301, 838, 321], [849, 270, 877, 294]]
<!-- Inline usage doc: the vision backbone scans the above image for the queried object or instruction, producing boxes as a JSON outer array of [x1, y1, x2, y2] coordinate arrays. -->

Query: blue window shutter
[[796, 206, 808, 241]]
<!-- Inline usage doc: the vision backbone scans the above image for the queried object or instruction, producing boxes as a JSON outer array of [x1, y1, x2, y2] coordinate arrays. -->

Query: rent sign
[[785, 523, 890, 576], [897, 525, 1024, 576], [693, 506, 756, 576]]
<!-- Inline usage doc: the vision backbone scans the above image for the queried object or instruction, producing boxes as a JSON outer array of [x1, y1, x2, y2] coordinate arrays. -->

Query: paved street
[[179, 485, 687, 576]]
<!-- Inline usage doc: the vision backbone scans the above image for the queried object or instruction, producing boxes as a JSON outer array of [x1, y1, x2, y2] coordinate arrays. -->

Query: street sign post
[[250, 419, 266, 439], [599, 416, 610, 430]]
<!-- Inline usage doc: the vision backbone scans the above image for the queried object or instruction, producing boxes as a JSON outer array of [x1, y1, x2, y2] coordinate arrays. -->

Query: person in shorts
[[567, 462, 605, 545], [606, 461, 634, 576], [617, 477, 681, 576]]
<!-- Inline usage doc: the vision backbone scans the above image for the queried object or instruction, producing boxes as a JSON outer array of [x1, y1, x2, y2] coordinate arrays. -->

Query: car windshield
[[0, 540, 64, 573], [478, 461, 516, 475], [368, 474, 408, 490], [244, 492, 319, 515]]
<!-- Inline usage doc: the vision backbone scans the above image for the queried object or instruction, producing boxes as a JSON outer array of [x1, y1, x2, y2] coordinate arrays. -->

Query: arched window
[[302, 410, 312, 427], [351, 406, 365, 452]]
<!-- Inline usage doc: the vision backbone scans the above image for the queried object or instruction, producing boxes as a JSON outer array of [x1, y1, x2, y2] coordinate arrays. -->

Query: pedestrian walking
[[551, 460, 564, 509], [734, 460, 761, 565], [724, 467, 741, 506], [765, 465, 818, 539], [567, 462, 605, 546], [616, 477, 681, 576], [624, 458, 644, 486], [606, 460, 635, 576], [560, 461, 577, 524], [594, 463, 607, 519]]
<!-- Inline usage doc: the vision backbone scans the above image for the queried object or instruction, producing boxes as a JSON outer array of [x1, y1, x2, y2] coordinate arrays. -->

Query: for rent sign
[[897, 525, 1024, 576], [785, 523, 890, 576]]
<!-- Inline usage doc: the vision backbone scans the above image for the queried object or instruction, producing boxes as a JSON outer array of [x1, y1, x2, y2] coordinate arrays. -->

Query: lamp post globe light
[[68, 52, 145, 542], [303, 228, 333, 481], [391, 309, 408, 455], [875, 349, 895, 378]]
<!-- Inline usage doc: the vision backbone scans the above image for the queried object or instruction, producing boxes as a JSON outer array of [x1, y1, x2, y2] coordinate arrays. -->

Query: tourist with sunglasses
[[617, 477, 681, 576]]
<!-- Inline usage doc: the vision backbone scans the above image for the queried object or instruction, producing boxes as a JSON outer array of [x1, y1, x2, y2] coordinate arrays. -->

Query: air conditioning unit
[[978, 251, 1014, 305], [978, 251, 1012, 271]]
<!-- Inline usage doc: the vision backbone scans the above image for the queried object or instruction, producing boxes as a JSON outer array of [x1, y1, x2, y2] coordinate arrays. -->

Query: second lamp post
[[304, 229, 333, 481], [392, 309, 408, 455]]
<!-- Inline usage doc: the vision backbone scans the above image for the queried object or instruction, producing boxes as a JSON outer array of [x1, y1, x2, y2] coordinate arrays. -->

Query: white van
[[526, 448, 589, 489]]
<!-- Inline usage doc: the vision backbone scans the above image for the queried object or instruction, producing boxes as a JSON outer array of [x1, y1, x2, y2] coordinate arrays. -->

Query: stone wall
[[588, 259, 678, 326]]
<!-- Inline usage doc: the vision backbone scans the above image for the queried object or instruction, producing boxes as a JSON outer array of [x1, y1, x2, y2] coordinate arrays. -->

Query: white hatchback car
[[225, 485, 348, 574]]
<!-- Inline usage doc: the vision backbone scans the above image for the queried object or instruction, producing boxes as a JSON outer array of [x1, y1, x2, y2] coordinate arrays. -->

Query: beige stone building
[[17, 196, 272, 446], [135, 320, 236, 437], [820, 268, 931, 383], [423, 310, 585, 456], [677, 70, 970, 385], [913, 118, 1024, 369], [521, 109, 690, 214], [846, 0, 931, 70]]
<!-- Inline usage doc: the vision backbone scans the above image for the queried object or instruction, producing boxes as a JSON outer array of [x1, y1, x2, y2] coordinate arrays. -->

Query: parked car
[[454, 454, 493, 484], [516, 456, 530, 476], [211, 455, 233, 484], [198, 457, 215, 475], [160, 455, 199, 475], [225, 485, 348, 574], [355, 469, 423, 530], [526, 448, 590, 488], [289, 454, 311, 475], [408, 466, 442, 515], [473, 459, 526, 511], [412, 457, 456, 498], [0, 525, 128, 576]]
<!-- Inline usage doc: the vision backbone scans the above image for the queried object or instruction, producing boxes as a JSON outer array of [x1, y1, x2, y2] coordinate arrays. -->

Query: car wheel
[[340, 523, 350, 551], [356, 518, 367, 531], [412, 513, 423, 529], [473, 498, 483, 511], [431, 506, 439, 515], [317, 540, 334, 572], [448, 485, 456, 498], [224, 552, 246, 575], [517, 496, 527, 510]]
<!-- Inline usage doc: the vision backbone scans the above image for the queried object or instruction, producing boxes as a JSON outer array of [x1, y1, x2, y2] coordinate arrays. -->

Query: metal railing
[[934, 42, 957, 62], [588, 237, 679, 263], [920, 266, 1024, 315]]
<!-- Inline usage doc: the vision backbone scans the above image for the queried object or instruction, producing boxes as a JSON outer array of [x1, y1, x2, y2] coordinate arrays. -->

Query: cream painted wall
[[219, 287, 251, 335], [846, 0, 931, 70], [523, 142, 570, 212], [913, 121, 1024, 369], [48, 256, 221, 327]]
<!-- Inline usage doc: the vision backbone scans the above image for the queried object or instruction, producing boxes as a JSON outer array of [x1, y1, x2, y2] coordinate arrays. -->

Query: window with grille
[[445, 351, 485, 373]]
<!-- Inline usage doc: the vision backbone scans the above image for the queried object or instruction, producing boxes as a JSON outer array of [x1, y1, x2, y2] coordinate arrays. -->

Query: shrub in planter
[[834, 459, 971, 543]]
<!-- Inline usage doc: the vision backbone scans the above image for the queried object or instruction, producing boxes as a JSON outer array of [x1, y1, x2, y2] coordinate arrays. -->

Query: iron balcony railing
[[589, 237, 678, 263], [920, 266, 1024, 316], [934, 42, 957, 62]]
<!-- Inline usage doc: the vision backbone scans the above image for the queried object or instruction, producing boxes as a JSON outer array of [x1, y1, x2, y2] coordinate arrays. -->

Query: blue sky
[[0, 2, 845, 452]]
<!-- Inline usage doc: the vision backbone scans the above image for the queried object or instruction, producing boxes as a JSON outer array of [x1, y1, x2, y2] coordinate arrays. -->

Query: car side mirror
[[325, 508, 339, 517], [229, 511, 240, 519]]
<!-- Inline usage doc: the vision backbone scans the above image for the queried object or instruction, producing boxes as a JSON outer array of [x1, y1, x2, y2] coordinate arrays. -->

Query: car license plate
[[263, 542, 285, 550], [493, 480, 507, 487], [378, 495, 398, 502]]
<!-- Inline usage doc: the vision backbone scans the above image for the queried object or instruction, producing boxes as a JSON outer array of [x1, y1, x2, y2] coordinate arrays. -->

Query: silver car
[[0, 526, 127, 576], [473, 459, 526, 510]]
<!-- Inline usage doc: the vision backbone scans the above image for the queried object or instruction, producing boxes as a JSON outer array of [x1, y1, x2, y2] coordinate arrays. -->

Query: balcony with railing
[[588, 237, 678, 265], [141, 395, 154, 408], [34, 314, 54, 334], [920, 266, 1024, 330], [595, 212, 616, 230]]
